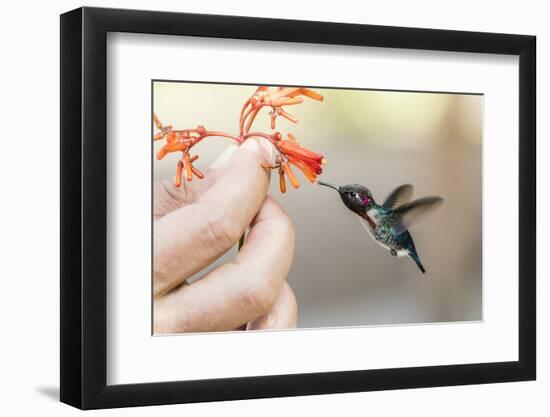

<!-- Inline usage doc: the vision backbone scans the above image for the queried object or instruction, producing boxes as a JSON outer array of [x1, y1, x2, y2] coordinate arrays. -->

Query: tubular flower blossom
[[263, 133, 327, 192], [154, 86, 326, 193]]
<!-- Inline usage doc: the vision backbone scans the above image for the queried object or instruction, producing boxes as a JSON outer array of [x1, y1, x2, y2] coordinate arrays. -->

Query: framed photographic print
[[60, 6, 536, 409]]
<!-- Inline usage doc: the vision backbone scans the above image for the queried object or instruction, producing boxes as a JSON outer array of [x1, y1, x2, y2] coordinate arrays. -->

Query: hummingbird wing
[[383, 184, 414, 209], [392, 196, 444, 235]]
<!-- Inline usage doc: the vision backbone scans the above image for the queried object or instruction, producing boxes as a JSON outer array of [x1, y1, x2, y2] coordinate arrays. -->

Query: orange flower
[[174, 161, 183, 187], [271, 97, 304, 107], [267, 87, 324, 103], [154, 85, 326, 191], [279, 137, 325, 172], [183, 153, 193, 181], [242, 86, 324, 131], [172, 153, 202, 186], [300, 88, 324, 101], [275, 134, 326, 191], [281, 162, 299, 189], [279, 168, 287, 194], [191, 166, 204, 179], [259, 87, 324, 130], [288, 157, 317, 183]]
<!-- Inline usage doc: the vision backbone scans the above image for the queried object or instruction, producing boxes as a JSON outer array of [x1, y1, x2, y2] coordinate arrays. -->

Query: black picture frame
[[60, 6, 536, 410]]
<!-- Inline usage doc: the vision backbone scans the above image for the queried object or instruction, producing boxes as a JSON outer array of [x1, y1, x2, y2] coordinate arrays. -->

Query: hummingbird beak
[[316, 180, 341, 193]]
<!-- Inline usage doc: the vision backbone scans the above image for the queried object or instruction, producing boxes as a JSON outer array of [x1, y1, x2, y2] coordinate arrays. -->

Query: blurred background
[[153, 81, 482, 328]]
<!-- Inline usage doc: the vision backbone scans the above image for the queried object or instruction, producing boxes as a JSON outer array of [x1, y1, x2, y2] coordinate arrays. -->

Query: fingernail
[[209, 138, 274, 171], [258, 137, 275, 164], [242, 137, 274, 165]]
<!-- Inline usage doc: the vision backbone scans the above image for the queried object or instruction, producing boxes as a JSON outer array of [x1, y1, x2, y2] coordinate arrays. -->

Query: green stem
[[238, 233, 245, 251]]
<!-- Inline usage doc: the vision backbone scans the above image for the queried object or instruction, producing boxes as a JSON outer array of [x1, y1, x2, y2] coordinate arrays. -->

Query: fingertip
[[226, 138, 273, 172], [208, 142, 239, 170], [252, 196, 295, 243], [201, 140, 271, 227]]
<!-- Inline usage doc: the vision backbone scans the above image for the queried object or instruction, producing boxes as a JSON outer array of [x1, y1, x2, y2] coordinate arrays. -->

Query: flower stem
[[238, 233, 245, 252]]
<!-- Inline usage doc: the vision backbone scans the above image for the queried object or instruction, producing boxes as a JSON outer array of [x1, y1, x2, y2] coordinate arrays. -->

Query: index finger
[[154, 138, 273, 297]]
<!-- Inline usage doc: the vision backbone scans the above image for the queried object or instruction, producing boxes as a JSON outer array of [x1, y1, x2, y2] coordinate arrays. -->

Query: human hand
[[153, 139, 297, 333]]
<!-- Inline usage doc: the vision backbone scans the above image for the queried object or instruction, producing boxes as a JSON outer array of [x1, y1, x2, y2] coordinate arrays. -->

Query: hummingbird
[[317, 181, 443, 274]]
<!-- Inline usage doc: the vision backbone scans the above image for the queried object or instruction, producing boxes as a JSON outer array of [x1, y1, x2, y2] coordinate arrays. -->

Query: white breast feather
[[355, 214, 391, 252], [357, 210, 411, 258], [366, 208, 380, 226]]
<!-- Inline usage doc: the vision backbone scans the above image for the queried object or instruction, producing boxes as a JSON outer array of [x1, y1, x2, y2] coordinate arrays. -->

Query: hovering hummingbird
[[317, 181, 443, 273]]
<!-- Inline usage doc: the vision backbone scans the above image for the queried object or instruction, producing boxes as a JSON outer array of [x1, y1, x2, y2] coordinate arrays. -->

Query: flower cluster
[[154, 86, 326, 192]]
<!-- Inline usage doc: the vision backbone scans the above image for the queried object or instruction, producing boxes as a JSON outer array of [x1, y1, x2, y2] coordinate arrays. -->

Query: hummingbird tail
[[410, 253, 426, 274]]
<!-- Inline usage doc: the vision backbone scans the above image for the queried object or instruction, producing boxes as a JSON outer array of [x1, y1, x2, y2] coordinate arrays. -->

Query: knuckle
[[153, 180, 192, 219], [241, 273, 279, 314], [204, 214, 242, 250]]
